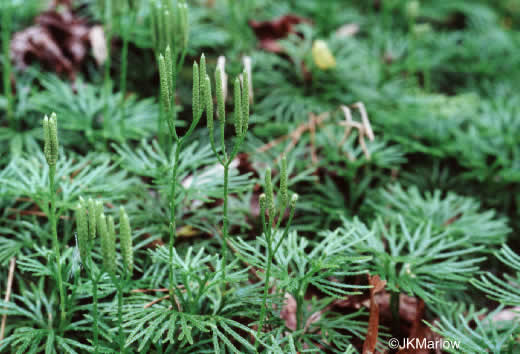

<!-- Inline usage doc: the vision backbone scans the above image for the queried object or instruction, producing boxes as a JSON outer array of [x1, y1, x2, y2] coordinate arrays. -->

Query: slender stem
[[157, 65, 167, 151], [221, 163, 230, 280], [273, 206, 295, 255], [86, 240, 99, 352], [256, 202, 296, 349], [49, 167, 66, 330], [119, 25, 129, 139], [219, 118, 227, 160], [168, 142, 182, 307], [273, 202, 287, 233], [295, 288, 305, 352], [117, 278, 124, 353], [255, 208, 270, 350], [92, 271, 99, 354], [119, 18, 130, 102], [296, 292, 304, 331], [390, 291, 400, 337], [182, 273, 193, 313], [257, 244, 272, 344], [2, 3, 13, 127], [119, 8, 136, 139], [103, 0, 113, 143]]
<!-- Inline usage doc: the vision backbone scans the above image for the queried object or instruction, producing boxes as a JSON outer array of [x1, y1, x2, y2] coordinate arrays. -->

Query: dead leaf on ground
[[280, 293, 297, 331], [142, 233, 164, 249], [303, 309, 323, 333], [333, 281, 440, 353], [249, 14, 310, 53], [279, 292, 328, 334], [89, 25, 107, 66], [362, 275, 386, 354], [396, 299, 441, 354], [492, 307, 520, 322], [10, 2, 101, 79], [335, 23, 360, 38]]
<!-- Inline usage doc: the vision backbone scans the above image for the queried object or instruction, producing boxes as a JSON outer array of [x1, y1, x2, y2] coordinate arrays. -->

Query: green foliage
[[473, 245, 520, 306], [368, 183, 511, 245], [337, 216, 486, 302], [0, 278, 93, 353], [123, 246, 258, 352], [232, 229, 372, 349], [429, 303, 520, 353], [0, 151, 134, 212], [30, 75, 160, 148], [1, 0, 520, 352]]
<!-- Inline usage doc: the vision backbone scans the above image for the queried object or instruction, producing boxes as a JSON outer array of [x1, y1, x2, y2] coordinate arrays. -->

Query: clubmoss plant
[[205, 62, 251, 282], [75, 197, 134, 352], [119, 206, 133, 279], [152, 0, 189, 148], [99, 214, 117, 276], [158, 48, 205, 308], [77, 198, 134, 353], [256, 157, 298, 346], [75, 201, 89, 266], [115, 0, 139, 102], [87, 198, 97, 241], [75, 199, 102, 352], [42, 113, 66, 328]]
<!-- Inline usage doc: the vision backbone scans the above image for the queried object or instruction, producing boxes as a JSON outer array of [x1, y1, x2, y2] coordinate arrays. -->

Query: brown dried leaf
[[280, 293, 297, 331], [88, 25, 107, 66], [249, 14, 310, 53], [142, 233, 164, 249], [335, 23, 360, 38], [367, 291, 420, 324], [363, 275, 386, 354], [11, 26, 73, 75], [10, 4, 94, 79], [397, 299, 444, 354], [492, 307, 520, 322], [303, 309, 323, 333]]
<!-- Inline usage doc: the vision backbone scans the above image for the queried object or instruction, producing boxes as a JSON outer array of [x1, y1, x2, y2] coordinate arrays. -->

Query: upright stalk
[[257, 235, 272, 342], [102, 0, 113, 142], [92, 272, 100, 353], [154, 4, 191, 306], [119, 8, 136, 139], [116, 278, 124, 353], [295, 292, 304, 331], [87, 254, 101, 354], [152, 0, 189, 152], [221, 164, 230, 279], [2, 2, 14, 127], [168, 142, 182, 307], [158, 49, 203, 310], [255, 164, 297, 349], [119, 20, 130, 101], [206, 67, 250, 286], [390, 291, 401, 336], [119, 30, 128, 138], [49, 167, 66, 329]]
